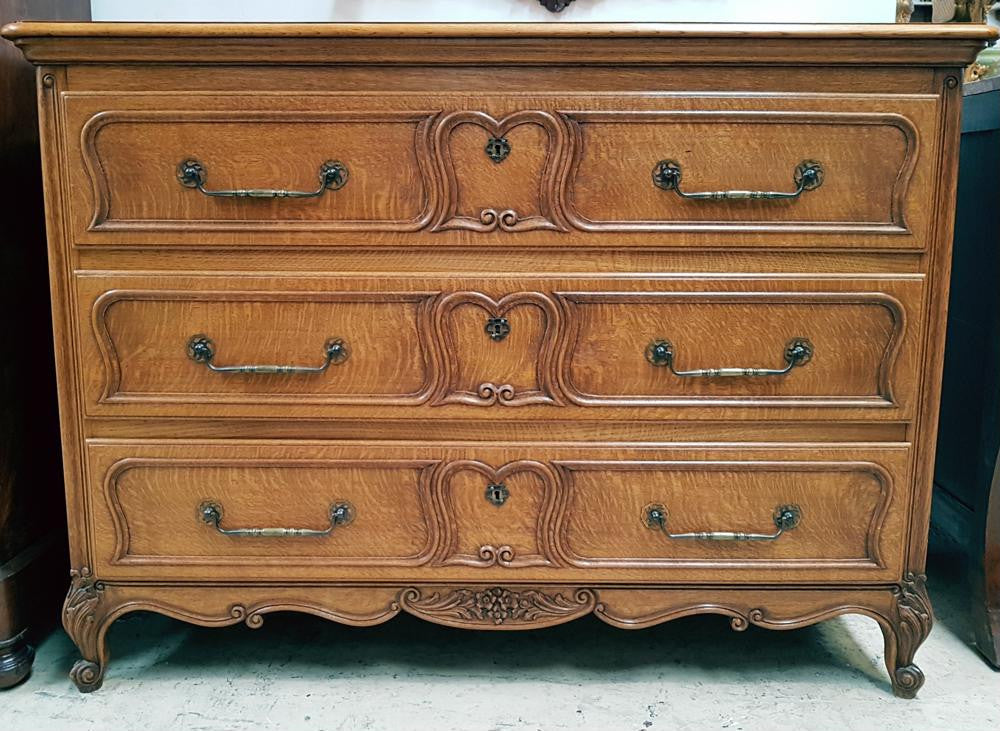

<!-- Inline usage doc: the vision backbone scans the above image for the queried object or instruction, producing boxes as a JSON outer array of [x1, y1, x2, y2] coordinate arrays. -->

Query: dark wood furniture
[[933, 74, 1000, 668], [0, 0, 87, 689], [2, 21, 993, 696]]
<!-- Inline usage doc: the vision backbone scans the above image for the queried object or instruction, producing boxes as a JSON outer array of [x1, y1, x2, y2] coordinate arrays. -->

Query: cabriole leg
[[881, 573, 933, 698], [63, 568, 108, 693]]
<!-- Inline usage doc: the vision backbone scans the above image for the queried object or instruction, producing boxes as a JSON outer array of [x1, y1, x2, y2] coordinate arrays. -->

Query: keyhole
[[485, 482, 509, 507], [485, 316, 511, 342], [485, 136, 511, 164]]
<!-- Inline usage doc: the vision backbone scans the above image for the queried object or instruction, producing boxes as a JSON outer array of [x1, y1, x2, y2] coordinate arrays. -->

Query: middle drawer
[[76, 273, 923, 421]]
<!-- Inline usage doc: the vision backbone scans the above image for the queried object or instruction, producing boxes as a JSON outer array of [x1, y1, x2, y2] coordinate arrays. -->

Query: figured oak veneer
[[2, 21, 993, 697]]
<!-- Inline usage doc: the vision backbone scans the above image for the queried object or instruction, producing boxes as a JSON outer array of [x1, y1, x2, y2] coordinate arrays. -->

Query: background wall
[[89, 0, 897, 23]]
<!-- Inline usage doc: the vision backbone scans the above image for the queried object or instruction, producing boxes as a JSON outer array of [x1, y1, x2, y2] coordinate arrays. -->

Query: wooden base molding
[[63, 572, 932, 697]]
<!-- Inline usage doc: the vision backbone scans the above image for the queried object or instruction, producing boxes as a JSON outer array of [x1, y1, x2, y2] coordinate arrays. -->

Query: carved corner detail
[[63, 568, 108, 693], [885, 572, 933, 699]]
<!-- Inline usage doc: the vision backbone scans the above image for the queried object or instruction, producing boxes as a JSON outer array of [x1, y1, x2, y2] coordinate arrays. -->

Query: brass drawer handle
[[199, 501, 354, 538], [177, 158, 348, 199], [652, 159, 823, 200], [187, 335, 349, 375], [645, 337, 813, 378], [644, 504, 801, 542]]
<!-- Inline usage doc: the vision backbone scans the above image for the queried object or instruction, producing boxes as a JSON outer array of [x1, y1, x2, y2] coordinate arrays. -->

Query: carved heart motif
[[430, 110, 572, 233], [430, 291, 565, 407], [431, 460, 564, 568]]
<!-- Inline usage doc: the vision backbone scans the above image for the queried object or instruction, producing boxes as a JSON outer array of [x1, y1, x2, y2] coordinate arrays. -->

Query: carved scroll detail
[[477, 545, 517, 567], [63, 568, 107, 693], [226, 601, 401, 630], [399, 586, 597, 627], [886, 573, 933, 698]]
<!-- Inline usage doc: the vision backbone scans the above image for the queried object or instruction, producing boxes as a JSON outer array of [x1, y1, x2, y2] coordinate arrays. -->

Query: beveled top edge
[[6, 21, 993, 68], [2, 20, 998, 41]]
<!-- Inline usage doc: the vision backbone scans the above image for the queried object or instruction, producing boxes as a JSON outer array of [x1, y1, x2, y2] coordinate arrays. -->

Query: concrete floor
[[2, 536, 998, 731]]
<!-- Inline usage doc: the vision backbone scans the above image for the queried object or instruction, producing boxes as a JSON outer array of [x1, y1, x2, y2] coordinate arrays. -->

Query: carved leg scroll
[[881, 573, 933, 698], [62, 568, 109, 693]]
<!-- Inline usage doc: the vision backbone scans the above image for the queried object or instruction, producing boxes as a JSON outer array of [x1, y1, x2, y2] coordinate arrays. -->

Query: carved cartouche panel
[[431, 460, 564, 568], [430, 291, 565, 407], [429, 111, 572, 232]]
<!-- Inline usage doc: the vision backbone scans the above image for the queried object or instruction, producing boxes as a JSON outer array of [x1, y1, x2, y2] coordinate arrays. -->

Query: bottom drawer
[[85, 442, 911, 584]]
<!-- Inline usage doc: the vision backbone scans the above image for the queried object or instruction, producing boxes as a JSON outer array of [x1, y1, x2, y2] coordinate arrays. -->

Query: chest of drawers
[[3, 21, 993, 696]]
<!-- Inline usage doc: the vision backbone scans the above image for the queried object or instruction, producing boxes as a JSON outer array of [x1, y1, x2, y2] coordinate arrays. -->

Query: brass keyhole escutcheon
[[485, 483, 509, 507], [485, 136, 511, 164], [485, 317, 511, 342]]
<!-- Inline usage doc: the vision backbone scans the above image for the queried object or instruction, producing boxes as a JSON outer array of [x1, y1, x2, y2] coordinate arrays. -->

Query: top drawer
[[60, 92, 939, 249]]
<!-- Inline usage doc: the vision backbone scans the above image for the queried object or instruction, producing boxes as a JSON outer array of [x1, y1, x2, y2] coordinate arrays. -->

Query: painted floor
[[2, 536, 998, 731]]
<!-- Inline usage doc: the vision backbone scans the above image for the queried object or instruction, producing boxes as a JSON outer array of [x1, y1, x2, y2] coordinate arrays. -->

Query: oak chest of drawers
[[3, 21, 993, 696]]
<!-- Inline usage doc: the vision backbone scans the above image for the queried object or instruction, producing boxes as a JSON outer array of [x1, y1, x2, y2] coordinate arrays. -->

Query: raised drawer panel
[[75, 274, 923, 420], [566, 110, 916, 233], [104, 459, 436, 564], [560, 291, 906, 407], [62, 92, 939, 249], [559, 461, 889, 566], [85, 442, 911, 584], [86, 287, 435, 406], [77, 108, 435, 230]]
